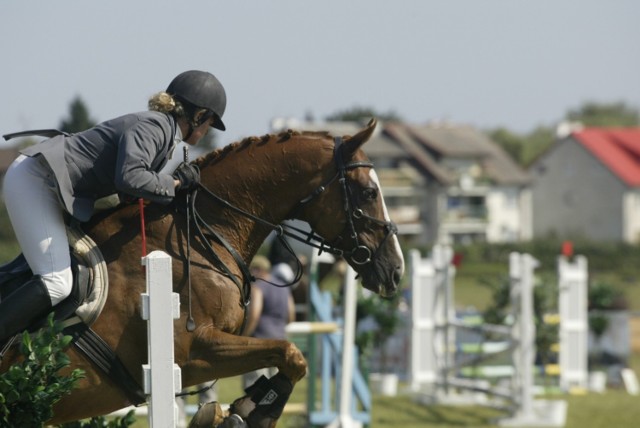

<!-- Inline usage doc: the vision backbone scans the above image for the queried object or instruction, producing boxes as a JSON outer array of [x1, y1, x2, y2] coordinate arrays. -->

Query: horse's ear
[[343, 118, 377, 156]]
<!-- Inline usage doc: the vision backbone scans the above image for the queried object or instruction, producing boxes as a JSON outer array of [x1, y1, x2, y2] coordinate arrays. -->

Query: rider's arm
[[114, 117, 176, 204]]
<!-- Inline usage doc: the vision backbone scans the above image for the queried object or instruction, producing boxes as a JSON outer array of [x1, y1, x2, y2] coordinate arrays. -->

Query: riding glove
[[172, 162, 200, 191]]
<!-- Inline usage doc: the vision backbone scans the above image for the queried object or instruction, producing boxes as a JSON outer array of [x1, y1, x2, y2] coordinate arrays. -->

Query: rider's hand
[[172, 162, 200, 191]]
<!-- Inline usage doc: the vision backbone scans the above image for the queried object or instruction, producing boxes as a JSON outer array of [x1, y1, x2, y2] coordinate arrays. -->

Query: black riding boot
[[0, 276, 52, 342]]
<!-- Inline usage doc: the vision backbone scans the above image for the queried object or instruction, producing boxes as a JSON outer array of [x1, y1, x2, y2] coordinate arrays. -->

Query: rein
[[182, 136, 398, 318]]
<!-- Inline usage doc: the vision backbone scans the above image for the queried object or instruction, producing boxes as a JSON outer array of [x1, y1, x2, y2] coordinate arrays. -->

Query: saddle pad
[[66, 225, 109, 326]]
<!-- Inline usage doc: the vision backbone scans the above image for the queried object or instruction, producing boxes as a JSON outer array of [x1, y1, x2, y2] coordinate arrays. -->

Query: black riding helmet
[[166, 70, 227, 131]]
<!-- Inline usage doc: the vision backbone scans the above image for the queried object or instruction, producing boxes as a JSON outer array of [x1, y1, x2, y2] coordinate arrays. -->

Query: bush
[[0, 314, 137, 427], [452, 238, 640, 277], [479, 272, 559, 365], [356, 291, 403, 374], [0, 314, 84, 426]]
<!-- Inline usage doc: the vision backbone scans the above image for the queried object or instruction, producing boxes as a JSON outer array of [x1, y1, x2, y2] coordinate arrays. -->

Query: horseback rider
[[0, 70, 227, 343]]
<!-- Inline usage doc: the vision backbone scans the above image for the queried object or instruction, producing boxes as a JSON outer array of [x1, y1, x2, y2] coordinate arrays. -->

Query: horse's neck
[[200, 137, 330, 257]]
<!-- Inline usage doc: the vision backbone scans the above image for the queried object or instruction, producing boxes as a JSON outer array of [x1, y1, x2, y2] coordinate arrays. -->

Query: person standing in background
[[242, 255, 295, 388]]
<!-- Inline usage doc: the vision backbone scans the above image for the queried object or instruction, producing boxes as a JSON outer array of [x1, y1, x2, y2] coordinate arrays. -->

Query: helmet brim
[[212, 114, 226, 131]]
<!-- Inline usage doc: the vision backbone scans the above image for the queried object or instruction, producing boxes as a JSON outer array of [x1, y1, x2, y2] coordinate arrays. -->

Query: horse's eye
[[362, 188, 377, 201]]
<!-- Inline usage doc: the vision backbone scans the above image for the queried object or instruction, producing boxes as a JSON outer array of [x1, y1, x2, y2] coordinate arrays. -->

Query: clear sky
[[1, 0, 638, 147]]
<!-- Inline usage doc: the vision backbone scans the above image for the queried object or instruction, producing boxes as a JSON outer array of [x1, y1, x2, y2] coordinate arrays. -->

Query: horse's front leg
[[184, 327, 307, 428]]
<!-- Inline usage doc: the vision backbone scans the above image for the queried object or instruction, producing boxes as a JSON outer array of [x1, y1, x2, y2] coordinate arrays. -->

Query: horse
[[0, 118, 405, 427]]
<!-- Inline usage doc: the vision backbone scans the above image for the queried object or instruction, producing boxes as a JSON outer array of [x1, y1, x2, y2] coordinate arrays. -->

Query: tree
[[325, 106, 402, 123], [489, 125, 554, 167], [490, 101, 639, 167], [488, 128, 523, 164], [59, 96, 97, 133], [566, 101, 640, 127]]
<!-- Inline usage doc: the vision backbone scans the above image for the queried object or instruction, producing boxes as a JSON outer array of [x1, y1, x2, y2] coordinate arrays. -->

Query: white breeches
[[3, 155, 72, 305]]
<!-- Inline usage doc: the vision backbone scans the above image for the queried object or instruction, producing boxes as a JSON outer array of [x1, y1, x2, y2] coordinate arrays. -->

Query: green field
[[117, 367, 640, 428]]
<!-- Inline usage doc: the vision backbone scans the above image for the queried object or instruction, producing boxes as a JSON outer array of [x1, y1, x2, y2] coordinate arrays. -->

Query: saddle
[[0, 223, 109, 336], [0, 222, 148, 405]]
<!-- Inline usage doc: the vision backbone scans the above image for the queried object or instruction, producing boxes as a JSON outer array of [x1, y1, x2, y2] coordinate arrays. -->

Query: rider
[[0, 70, 227, 342]]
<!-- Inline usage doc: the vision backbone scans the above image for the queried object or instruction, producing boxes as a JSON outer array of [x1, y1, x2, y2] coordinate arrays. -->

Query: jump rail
[[409, 246, 568, 427]]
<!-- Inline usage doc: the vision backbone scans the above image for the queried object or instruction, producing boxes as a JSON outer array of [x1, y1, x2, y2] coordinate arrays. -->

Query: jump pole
[[327, 265, 360, 428], [500, 252, 567, 427], [557, 255, 588, 391], [141, 251, 182, 427], [409, 245, 454, 393]]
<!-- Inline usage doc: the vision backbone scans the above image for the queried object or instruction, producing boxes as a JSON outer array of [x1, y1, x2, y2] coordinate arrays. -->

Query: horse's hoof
[[188, 401, 226, 428], [217, 414, 248, 428], [229, 396, 255, 419]]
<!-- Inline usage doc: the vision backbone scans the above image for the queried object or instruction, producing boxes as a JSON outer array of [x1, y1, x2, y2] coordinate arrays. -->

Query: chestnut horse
[[1, 119, 404, 426]]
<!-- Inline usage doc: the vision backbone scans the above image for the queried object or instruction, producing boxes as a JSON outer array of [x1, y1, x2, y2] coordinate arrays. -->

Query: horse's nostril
[[393, 267, 402, 286]]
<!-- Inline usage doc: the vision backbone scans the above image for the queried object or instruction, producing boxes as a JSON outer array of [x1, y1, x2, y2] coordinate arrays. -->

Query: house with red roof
[[530, 128, 640, 243]]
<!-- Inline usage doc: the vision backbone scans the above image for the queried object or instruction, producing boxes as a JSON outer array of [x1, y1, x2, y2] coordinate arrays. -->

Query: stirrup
[[0, 334, 19, 361]]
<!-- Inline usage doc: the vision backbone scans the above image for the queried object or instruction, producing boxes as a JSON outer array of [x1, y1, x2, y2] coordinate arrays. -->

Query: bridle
[[183, 136, 399, 311], [289, 136, 398, 265]]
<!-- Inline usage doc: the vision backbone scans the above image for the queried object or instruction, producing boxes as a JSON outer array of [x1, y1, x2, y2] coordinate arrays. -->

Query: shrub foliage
[[0, 315, 84, 426]]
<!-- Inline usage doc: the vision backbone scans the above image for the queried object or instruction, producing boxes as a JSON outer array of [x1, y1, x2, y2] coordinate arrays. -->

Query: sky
[[1, 1, 639, 148]]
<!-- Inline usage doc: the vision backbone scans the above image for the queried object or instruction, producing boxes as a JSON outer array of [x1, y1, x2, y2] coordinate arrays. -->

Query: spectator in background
[[242, 255, 295, 389], [267, 238, 297, 283], [268, 237, 309, 320]]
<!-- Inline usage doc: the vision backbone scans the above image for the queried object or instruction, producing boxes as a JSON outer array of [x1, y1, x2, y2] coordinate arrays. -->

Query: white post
[[409, 249, 436, 391], [502, 252, 561, 428], [433, 244, 456, 389], [141, 251, 182, 428], [335, 265, 360, 428], [409, 246, 454, 393], [507, 253, 536, 420], [558, 255, 589, 390]]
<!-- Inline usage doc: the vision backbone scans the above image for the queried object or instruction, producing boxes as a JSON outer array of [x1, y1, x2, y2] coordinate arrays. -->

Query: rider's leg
[[0, 276, 52, 341], [0, 155, 72, 340]]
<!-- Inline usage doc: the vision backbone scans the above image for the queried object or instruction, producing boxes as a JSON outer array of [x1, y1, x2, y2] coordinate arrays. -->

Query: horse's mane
[[195, 129, 333, 168]]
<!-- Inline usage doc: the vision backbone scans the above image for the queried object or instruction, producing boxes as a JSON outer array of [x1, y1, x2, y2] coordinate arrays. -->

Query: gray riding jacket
[[21, 111, 179, 222]]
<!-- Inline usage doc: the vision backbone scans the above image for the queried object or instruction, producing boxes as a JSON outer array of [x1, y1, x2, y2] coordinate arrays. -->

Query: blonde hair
[[149, 91, 211, 126], [148, 92, 174, 112]]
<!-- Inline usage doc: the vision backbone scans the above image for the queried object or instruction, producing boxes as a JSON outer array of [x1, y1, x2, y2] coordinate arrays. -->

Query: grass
[[117, 374, 640, 428], [454, 262, 506, 310]]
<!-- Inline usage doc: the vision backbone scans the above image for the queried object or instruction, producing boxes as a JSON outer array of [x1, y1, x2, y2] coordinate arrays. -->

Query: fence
[[409, 246, 568, 427]]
